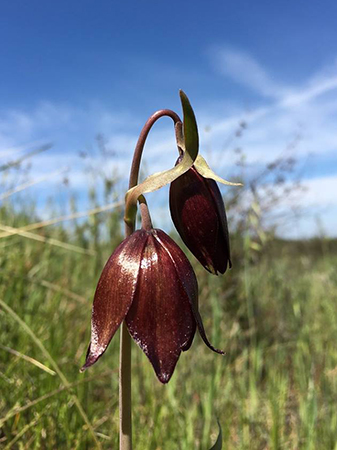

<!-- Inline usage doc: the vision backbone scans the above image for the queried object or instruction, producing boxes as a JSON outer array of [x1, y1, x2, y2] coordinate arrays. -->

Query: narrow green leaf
[[209, 420, 222, 450], [194, 155, 243, 186], [179, 90, 199, 161]]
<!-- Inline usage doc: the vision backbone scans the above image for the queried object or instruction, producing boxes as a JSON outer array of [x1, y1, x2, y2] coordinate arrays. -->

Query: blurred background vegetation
[[1, 136, 337, 450]]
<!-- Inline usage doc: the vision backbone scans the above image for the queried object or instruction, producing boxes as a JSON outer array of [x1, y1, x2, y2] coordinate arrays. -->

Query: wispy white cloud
[[1, 51, 337, 238], [262, 175, 337, 238], [297, 175, 337, 208], [0, 102, 138, 210], [210, 46, 337, 109], [210, 46, 288, 98], [279, 75, 337, 108], [205, 47, 337, 165], [200, 48, 337, 237], [0, 101, 138, 152]]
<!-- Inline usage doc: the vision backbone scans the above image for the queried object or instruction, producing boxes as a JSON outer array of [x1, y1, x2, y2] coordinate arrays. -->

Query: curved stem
[[128, 109, 181, 190], [119, 108, 181, 450]]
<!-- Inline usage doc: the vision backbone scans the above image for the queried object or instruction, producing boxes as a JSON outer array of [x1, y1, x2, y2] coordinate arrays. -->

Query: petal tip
[[206, 343, 226, 356], [157, 370, 173, 384], [217, 349, 226, 356], [80, 344, 103, 372]]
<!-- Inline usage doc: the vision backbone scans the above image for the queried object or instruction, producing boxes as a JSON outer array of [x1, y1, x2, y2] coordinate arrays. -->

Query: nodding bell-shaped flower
[[170, 159, 232, 275], [81, 227, 223, 383]]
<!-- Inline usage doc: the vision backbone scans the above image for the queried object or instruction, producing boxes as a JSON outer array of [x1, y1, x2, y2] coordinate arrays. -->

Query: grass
[[1, 197, 337, 449]]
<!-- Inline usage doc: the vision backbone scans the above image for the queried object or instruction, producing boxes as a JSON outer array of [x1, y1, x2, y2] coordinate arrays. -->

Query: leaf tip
[[209, 419, 223, 450]]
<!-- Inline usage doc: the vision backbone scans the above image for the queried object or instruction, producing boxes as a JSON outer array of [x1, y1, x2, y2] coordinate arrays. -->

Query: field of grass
[[1, 192, 337, 449]]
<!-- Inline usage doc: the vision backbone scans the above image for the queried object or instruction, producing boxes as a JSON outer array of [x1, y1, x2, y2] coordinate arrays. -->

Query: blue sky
[[1, 0, 337, 238]]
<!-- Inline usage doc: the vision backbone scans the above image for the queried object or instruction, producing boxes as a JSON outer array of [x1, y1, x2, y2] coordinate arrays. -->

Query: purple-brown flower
[[81, 228, 223, 383], [170, 161, 232, 275]]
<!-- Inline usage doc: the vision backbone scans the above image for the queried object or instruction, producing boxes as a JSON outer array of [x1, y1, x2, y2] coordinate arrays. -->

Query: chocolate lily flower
[[81, 228, 223, 383], [170, 160, 232, 275]]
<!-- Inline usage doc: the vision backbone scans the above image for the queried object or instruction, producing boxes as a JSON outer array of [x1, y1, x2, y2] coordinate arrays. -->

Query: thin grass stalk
[[0, 299, 102, 449], [0, 200, 123, 238]]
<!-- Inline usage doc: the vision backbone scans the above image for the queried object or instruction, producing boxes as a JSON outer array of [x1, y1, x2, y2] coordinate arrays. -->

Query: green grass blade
[[0, 299, 102, 449]]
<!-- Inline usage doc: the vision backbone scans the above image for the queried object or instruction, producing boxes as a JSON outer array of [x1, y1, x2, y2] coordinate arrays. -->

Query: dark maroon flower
[[81, 228, 223, 383], [170, 161, 232, 275]]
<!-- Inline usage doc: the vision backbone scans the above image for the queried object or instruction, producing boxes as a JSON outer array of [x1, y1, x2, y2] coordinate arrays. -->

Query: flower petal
[[125, 229, 196, 383], [204, 175, 232, 273], [188, 300, 225, 356], [81, 230, 147, 371], [158, 230, 225, 355], [170, 164, 231, 274], [155, 230, 197, 352]]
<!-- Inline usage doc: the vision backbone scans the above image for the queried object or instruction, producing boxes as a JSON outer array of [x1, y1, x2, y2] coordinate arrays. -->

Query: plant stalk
[[119, 321, 133, 450], [119, 108, 181, 450], [128, 109, 181, 188]]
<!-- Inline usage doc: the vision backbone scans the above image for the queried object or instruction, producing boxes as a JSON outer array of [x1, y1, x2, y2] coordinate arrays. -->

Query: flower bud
[[81, 228, 223, 383], [169, 162, 231, 275]]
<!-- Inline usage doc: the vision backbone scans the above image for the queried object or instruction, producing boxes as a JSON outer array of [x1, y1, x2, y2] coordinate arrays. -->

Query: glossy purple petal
[[125, 229, 196, 383], [169, 163, 231, 275], [81, 230, 147, 371], [158, 230, 224, 356]]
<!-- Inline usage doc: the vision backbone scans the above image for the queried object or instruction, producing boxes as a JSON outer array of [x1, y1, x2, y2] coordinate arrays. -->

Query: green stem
[[119, 217, 133, 450], [119, 108, 181, 450], [119, 322, 132, 450]]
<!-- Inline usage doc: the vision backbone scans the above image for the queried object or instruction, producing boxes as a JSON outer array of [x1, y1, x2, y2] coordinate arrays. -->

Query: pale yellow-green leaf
[[124, 146, 196, 225], [194, 155, 243, 186]]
